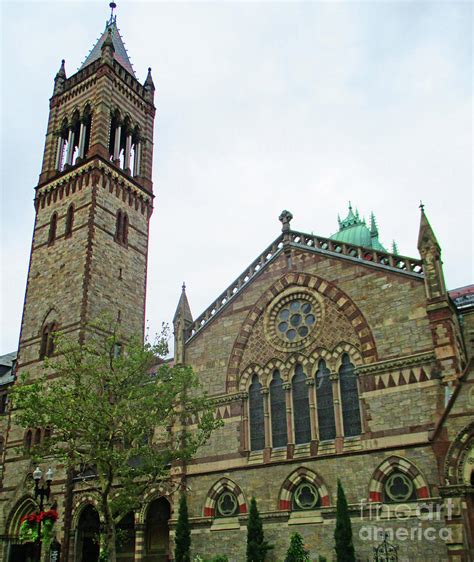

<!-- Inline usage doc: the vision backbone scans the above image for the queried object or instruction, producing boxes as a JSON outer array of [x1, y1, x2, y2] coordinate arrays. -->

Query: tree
[[12, 323, 221, 562], [334, 479, 355, 562], [174, 494, 191, 562], [285, 532, 310, 562], [246, 497, 273, 562]]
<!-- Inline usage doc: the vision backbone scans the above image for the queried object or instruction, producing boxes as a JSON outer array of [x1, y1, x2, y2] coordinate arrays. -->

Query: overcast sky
[[0, 0, 472, 354]]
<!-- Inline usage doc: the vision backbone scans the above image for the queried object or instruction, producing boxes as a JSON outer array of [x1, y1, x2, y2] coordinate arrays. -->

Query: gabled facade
[[173, 209, 474, 561]]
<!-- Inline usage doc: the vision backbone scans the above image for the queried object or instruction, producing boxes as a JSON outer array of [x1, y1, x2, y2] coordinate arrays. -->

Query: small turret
[[144, 67, 155, 102], [53, 59, 66, 96], [417, 203, 446, 300], [173, 283, 193, 364], [392, 240, 399, 256], [370, 212, 379, 240]]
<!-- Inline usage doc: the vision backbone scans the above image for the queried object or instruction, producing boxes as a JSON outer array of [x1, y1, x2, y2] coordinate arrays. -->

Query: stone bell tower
[[16, 11, 156, 378], [0, 10, 156, 547]]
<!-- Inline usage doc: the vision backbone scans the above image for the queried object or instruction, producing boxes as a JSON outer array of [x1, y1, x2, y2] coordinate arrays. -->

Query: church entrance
[[144, 498, 171, 562], [76, 505, 100, 562]]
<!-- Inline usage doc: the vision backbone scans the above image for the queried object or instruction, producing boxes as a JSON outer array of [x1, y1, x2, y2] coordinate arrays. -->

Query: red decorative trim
[[279, 499, 291, 510], [204, 507, 214, 517]]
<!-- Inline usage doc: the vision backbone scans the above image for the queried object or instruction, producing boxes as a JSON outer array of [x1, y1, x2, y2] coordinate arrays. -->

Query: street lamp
[[32, 466, 54, 561]]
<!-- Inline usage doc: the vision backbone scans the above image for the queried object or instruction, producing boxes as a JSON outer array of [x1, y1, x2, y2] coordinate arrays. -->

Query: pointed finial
[[419, 200, 425, 213], [56, 59, 66, 78], [392, 240, 399, 255], [108, 2, 117, 25], [182, 282, 186, 292], [348, 201, 352, 211]]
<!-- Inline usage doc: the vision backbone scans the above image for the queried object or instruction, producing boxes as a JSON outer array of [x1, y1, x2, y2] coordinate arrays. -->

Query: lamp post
[[32, 466, 54, 562]]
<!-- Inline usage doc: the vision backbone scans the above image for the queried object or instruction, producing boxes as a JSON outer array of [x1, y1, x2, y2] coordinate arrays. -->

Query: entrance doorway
[[8, 542, 36, 562], [144, 498, 171, 562], [76, 504, 100, 562]]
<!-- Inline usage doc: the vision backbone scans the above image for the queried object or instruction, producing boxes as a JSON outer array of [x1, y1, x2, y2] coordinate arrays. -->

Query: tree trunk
[[101, 498, 117, 562]]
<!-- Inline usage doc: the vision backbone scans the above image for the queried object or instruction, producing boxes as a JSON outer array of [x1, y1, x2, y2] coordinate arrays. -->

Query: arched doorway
[[144, 498, 170, 562], [76, 505, 100, 562], [7, 497, 38, 562]]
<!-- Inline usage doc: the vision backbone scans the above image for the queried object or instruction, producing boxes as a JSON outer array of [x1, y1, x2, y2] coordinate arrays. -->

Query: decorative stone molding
[[368, 456, 429, 503], [357, 351, 436, 376], [443, 420, 474, 486], [278, 467, 330, 510], [203, 478, 247, 518]]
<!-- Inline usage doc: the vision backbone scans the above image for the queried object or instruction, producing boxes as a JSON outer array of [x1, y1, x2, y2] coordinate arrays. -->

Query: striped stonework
[[278, 467, 330, 510], [203, 478, 247, 517], [368, 456, 429, 502]]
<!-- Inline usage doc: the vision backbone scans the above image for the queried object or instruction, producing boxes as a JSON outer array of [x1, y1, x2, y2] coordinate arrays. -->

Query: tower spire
[[173, 284, 194, 364]]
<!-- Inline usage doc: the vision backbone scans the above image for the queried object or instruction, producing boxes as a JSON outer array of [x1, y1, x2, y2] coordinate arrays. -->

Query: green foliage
[[334, 479, 355, 562], [175, 495, 191, 562], [318, 556, 328, 562], [285, 532, 310, 562], [11, 321, 222, 562], [246, 497, 273, 562]]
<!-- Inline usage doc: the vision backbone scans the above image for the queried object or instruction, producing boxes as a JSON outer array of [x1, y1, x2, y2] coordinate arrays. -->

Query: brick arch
[[262, 358, 286, 387], [368, 456, 429, 502], [286, 353, 316, 380], [443, 420, 474, 486], [308, 348, 333, 376], [203, 478, 247, 517], [227, 272, 377, 392], [278, 467, 330, 510], [136, 488, 171, 525], [332, 342, 363, 372], [5, 495, 37, 537], [71, 493, 104, 529], [239, 364, 265, 392]]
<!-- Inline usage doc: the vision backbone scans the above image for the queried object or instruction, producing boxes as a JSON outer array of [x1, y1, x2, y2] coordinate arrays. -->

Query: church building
[[0, 7, 473, 562]]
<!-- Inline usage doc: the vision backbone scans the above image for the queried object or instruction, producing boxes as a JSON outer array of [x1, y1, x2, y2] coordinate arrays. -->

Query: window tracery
[[249, 374, 264, 451], [270, 370, 287, 448], [315, 359, 336, 441], [339, 353, 361, 437], [292, 364, 311, 445]]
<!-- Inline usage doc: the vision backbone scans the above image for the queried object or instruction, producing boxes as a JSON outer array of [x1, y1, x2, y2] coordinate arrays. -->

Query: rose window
[[384, 473, 415, 502], [265, 289, 323, 351], [293, 482, 319, 510], [277, 300, 315, 342], [216, 491, 238, 517]]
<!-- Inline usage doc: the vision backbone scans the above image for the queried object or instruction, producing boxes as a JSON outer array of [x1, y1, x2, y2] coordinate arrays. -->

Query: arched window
[[292, 481, 321, 511], [270, 370, 287, 448], [122, 213, 129, 244], [34, 428, 42, 446], [339, 354, 361, 437], [216, 491, 239, 517], [116, 210, 123, 242], [315, 359, 336, 441], [292, 364, 311, 444], [39, 323, 57, 359], [48, 213, 57, 245], [248, 374, 264, 451], [65, 204, 74, 238]]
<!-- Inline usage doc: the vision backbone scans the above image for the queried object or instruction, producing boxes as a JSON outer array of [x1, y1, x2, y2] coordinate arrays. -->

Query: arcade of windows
[[248, 353, 361, 451], [54, 106, 142, 179]]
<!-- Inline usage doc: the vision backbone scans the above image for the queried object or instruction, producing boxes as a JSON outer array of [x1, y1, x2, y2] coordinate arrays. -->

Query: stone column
[[113, 124, 122, 163], [77, 122, 86, 160], [124, 133, 132, 173], [134, 523, 145, 561], [330, 373, 344, 453], [241, 394, 249, 452], [55, 137, 65, 170], [261, 388, 271, 463], [133, 141, 141, 176], [283, 382, 294, 459], [306, 378, 319, 455], [65, 128, 75, 166]]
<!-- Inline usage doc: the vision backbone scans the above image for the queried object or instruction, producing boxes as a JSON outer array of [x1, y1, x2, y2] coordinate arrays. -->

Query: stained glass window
[[249, 374, 265, 451], [292, 481, 320, 510], [384, 472, 416, 503], [339, 354, 361, 437], [316, 359, 336, 441], [216, 491, 239, 517], [292, 365, 311, 444], [270, 370, 287, 448]]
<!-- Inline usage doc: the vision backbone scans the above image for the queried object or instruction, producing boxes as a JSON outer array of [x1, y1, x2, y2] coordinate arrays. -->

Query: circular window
[[293, 482, 319, 510], [265, 289, 324, 351], [384, 473, 415, 502], [216, 491, 238, 517]]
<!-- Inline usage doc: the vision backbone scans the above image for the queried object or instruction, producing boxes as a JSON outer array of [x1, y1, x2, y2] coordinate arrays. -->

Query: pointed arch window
[[339, 354, 361, 437], [48, 212, 58, 245], [270, 370, 287, 448], [65, 204, 74, 238], [292, 364, 311, 445], [24, 430, 32, 452], [39, 323, 57, 359], [115, 210, 128, 246], [248, 374, 264, 451], [315, 359, 336, 441]]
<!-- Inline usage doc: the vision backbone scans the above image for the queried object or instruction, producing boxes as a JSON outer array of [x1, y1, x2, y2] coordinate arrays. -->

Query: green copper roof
[[330, 203, 388, 252]]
